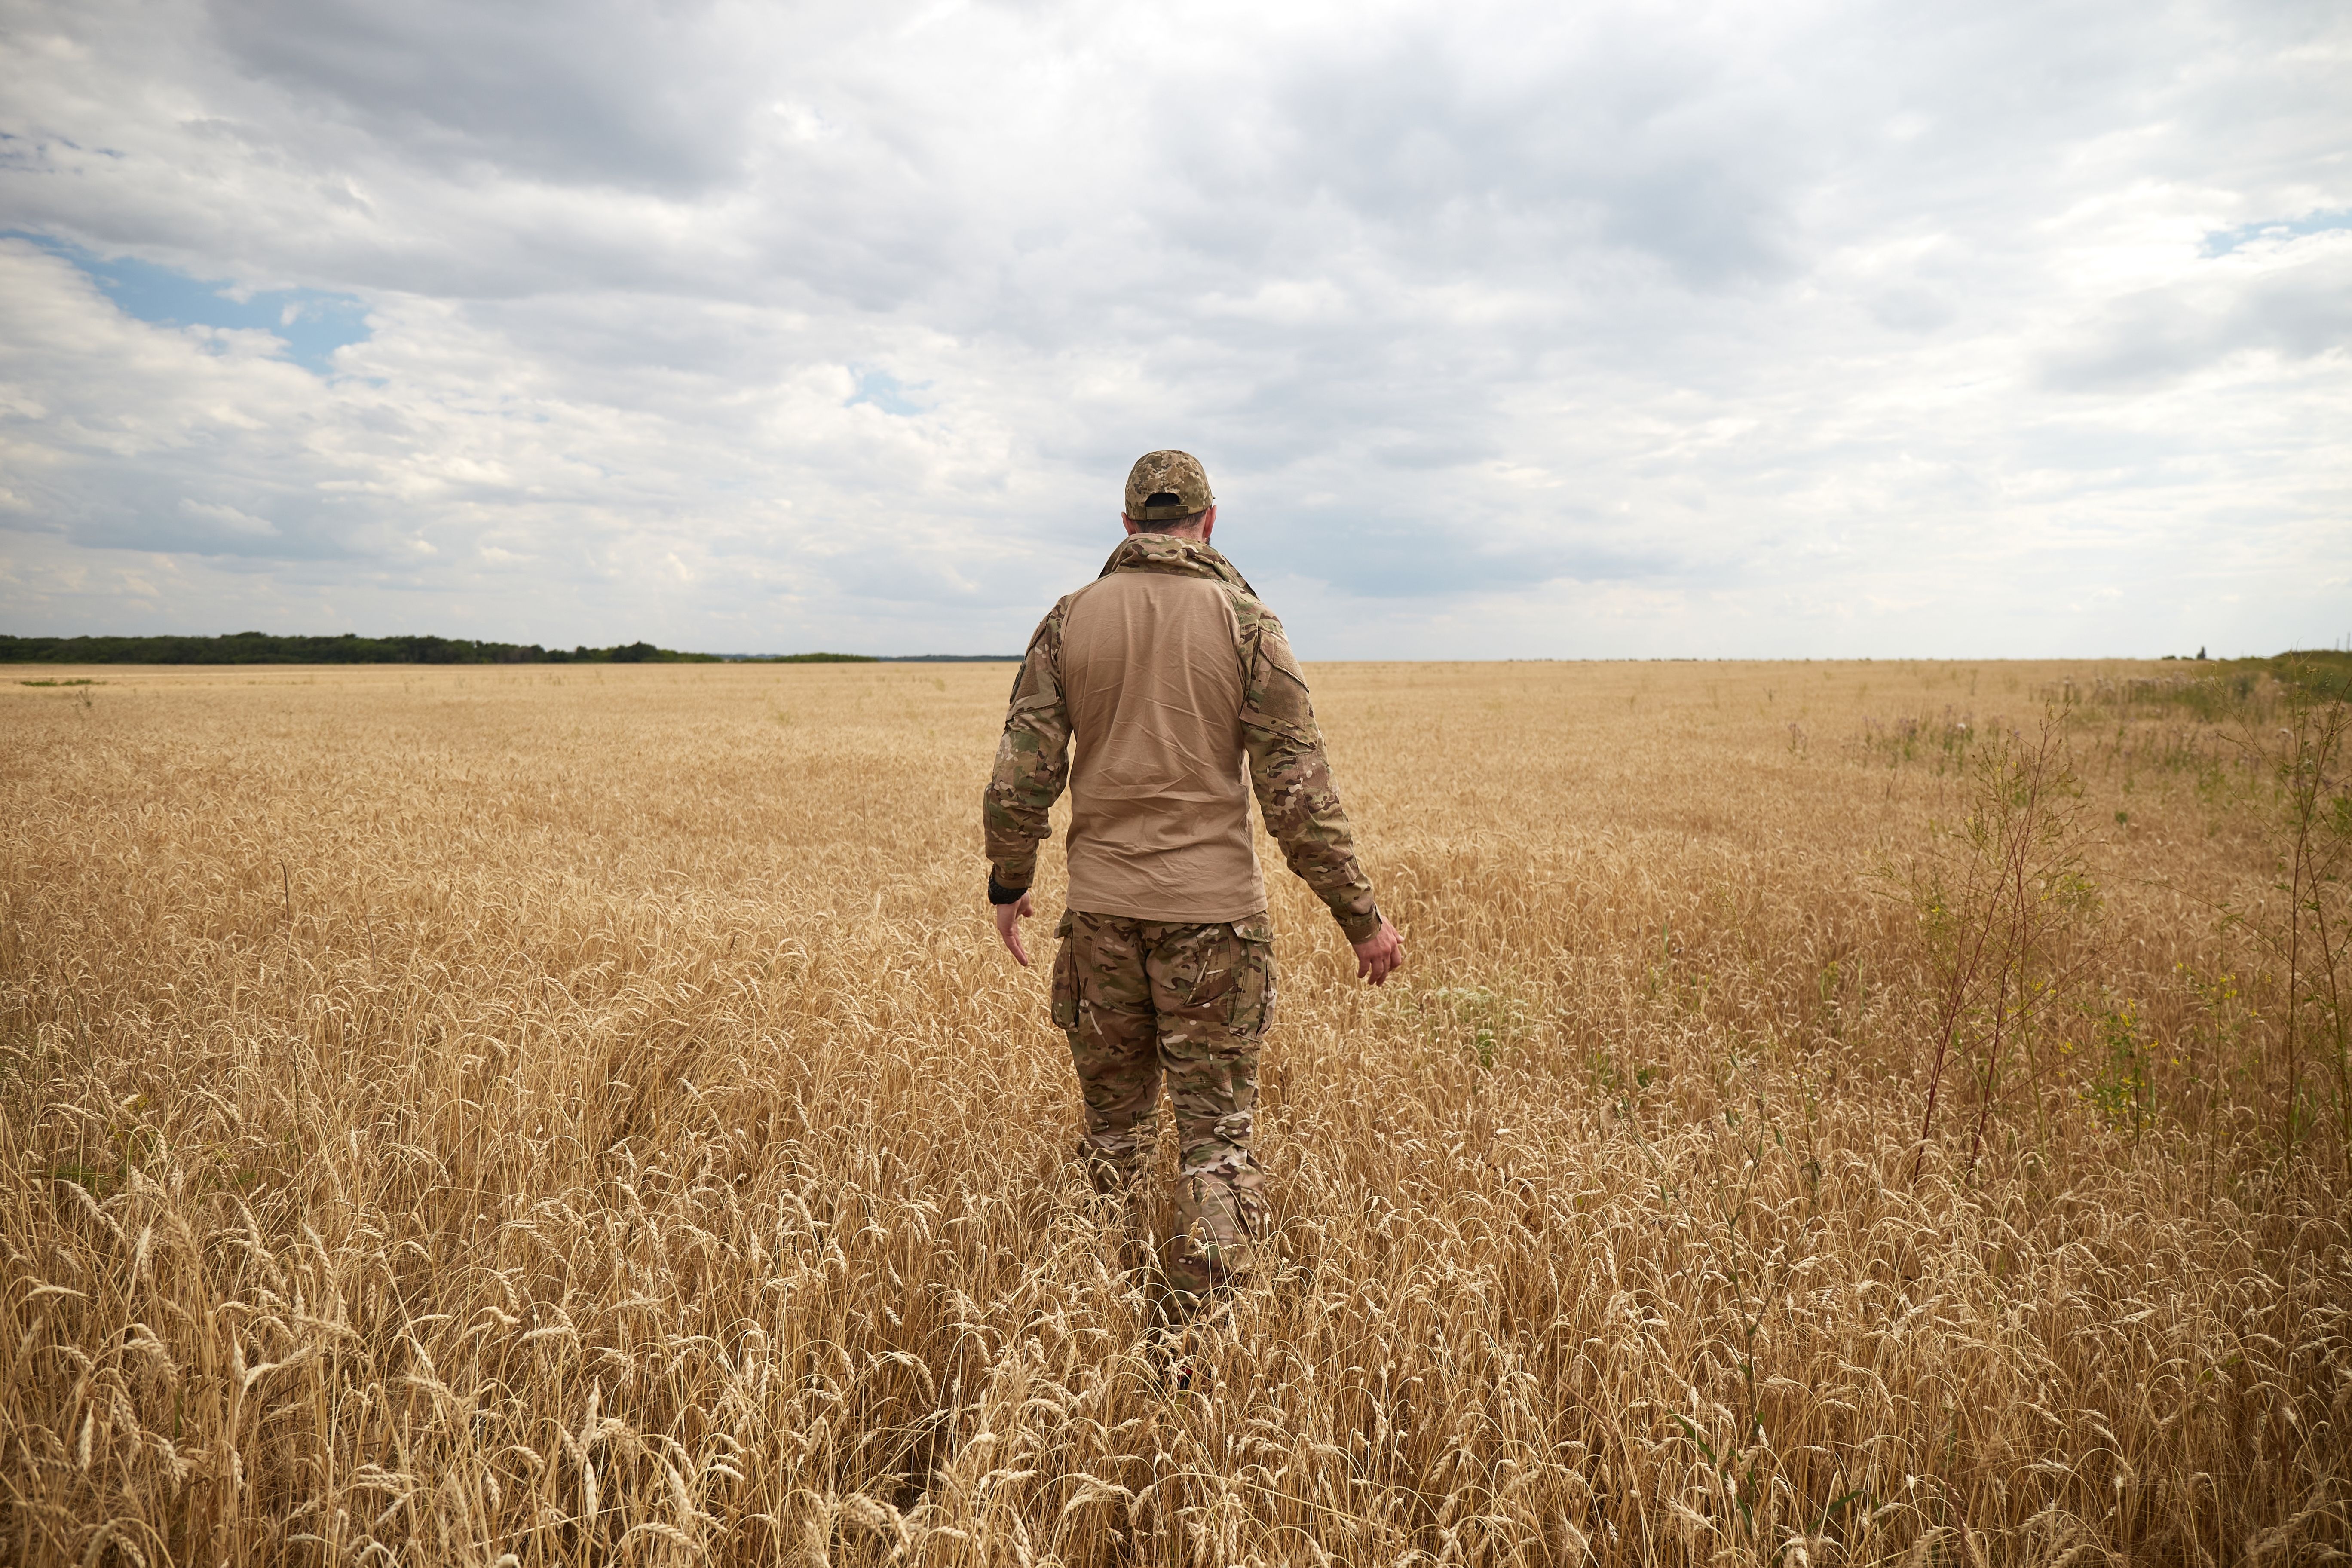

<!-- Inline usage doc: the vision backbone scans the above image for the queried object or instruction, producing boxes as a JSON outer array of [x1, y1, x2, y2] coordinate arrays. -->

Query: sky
[[0, 0, 2346, 659]]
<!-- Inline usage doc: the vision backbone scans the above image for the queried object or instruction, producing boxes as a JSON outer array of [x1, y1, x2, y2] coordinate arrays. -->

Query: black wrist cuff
[[987, 874, 1029, 906]]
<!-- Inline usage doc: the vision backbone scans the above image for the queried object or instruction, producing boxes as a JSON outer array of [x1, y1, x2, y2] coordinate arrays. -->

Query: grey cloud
[[1243, 520, 1671, 601], [26, 462, 362, 563], [2041, 244, 2352, 389], [205, 0, 771, 195], [817, 545, 1038, 611], [1869, 288, 1958, 334], [1138, 13, 1807, 291], [1370, 434, 1501, 471]]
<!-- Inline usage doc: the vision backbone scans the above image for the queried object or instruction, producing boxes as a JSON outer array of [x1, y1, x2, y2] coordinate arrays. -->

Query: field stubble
[[2, 659, 2344, 1567]]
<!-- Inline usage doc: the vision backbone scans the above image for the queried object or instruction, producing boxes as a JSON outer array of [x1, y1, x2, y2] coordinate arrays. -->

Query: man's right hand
[[1351, 915, 1404, 985], [994, 889, 1035, 966]]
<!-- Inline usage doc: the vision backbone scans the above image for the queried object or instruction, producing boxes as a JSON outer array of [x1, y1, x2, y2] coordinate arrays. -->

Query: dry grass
[[3, 658, 2345, 1567]]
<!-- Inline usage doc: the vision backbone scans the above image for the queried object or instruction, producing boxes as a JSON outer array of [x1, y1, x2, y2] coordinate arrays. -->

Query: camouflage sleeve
[[982, 600, 1072, 891], [1236, 601, 1382, 943]]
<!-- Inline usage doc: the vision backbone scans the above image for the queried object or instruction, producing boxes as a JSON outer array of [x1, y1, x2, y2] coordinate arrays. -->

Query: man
[[983, 449, 1404, 1304]]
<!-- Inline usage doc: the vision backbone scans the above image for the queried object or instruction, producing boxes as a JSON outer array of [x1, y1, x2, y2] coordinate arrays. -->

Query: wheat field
[[3, 658, 2345, 1568]]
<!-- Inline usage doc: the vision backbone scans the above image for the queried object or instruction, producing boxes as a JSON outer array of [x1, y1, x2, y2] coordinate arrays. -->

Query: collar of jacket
[[1096, 533, 1256, 596]]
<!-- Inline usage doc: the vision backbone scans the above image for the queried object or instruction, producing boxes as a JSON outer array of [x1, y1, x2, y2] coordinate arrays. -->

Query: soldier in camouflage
[[985, 450, 1404, 1304]]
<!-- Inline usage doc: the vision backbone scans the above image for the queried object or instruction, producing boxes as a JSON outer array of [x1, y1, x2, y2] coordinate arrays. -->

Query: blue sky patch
[[14, 232, 371, 374], [846, 367, 926, 416], [2201, 210, 2352, 258]]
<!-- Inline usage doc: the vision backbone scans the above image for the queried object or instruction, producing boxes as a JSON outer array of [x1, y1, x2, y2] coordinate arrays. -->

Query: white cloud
[[0, 0, 2346, 656]]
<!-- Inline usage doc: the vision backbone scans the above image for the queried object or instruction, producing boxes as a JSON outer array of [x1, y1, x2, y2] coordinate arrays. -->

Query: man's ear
[[1121, 512, 1142, 536], [1200, 505, 1216, 542]]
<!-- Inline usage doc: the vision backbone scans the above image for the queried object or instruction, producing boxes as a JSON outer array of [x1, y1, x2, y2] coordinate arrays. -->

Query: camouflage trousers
[[1049, 908, 1276, 1294]]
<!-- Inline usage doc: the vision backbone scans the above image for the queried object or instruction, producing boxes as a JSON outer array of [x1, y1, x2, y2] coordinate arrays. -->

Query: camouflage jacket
[[983, 534, 1382, 943]]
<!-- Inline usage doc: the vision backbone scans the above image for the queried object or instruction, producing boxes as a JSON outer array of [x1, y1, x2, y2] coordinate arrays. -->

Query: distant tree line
[[0, 632, 718, 665], [738, 652, 881, 663]]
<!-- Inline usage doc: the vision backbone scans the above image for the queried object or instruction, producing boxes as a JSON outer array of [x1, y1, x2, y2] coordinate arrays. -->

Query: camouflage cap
[[1124, 450, 1216, 522]]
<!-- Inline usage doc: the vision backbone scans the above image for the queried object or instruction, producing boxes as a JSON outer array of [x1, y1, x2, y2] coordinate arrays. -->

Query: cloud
[[206, 0, 780, 196], [2040, 230, 2352, 389], [0, 0, 2345, 657]]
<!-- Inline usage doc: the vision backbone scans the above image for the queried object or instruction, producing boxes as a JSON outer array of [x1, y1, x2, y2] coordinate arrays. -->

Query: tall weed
[[2231, 674, 2352, 1169], [1890, 712, 2103, 1179]]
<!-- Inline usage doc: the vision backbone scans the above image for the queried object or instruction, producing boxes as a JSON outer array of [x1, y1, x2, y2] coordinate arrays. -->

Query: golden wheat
[[3, 658, 2344, 1567]]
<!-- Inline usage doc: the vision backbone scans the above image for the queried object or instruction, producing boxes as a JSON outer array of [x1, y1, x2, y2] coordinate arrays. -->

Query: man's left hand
[[994, 890, 1035, 966], [1352, 915, 1405, 985]]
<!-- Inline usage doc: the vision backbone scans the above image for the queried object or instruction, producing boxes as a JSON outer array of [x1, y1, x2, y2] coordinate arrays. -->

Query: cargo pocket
[[1225, 915, 1275, 1041], [1049, 910, 1081, 1031]]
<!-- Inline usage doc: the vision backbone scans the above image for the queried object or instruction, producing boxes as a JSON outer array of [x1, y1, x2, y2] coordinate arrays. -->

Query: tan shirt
[[985, 533, 1380, 943], [1058, 568, 1266, 922]]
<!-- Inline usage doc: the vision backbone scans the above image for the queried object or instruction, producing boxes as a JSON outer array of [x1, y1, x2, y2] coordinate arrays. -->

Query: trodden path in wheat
[[2, 660, 2343, 1567]]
